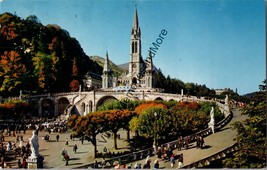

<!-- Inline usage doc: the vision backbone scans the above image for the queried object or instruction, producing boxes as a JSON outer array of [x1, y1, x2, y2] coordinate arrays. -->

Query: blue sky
[[0, 0, 265, 95]]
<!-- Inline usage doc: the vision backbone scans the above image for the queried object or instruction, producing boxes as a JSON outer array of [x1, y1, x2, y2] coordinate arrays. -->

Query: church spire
[[132, 8, 141, 37], [133, 8, 139, 30], [103, 51, 110, 74]]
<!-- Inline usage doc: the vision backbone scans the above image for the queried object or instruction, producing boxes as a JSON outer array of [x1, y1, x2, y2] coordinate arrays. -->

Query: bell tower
[[129, 8, 142, 83], [102, 51, 113, 88]]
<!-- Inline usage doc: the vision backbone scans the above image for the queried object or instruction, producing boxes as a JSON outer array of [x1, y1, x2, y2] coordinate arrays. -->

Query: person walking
[[199, 136, 205, 149], [70, 134, 73, 141], [56, 134, 59, 142], [65, 138, 69, 145], [81, 136, 84, 145], [64, 153, 69, 166], [73, 144, 78, 154]]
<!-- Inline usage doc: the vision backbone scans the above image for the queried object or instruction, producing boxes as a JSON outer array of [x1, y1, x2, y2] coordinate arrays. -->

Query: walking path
[[128, 108, 247, 169], [5, 108, 246, 169]]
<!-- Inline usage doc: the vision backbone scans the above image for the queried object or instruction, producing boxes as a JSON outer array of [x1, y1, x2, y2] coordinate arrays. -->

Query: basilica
[[101, 9, 155, 91]]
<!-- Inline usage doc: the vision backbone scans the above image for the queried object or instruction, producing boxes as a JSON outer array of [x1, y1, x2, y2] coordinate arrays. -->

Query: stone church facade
[[102, 9, 154, 91]]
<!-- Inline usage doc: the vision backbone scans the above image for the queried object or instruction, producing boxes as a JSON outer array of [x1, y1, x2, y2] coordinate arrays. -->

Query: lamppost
[[153, 112, 158, 153]]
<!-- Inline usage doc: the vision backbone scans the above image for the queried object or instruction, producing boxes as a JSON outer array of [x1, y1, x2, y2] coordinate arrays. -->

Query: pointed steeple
[[103, 51, 110, 74], [132, 8, 139, 30], [132, 8, 141, 37]]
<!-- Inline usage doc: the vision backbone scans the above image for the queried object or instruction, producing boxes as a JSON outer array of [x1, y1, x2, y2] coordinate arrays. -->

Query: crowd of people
[[0, 118, 68, 169], [0, 130, 32, 168], [99, 134, 206, 169]]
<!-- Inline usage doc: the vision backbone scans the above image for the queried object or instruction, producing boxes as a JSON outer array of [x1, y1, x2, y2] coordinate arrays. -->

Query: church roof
[[85, 72, 102, 80]]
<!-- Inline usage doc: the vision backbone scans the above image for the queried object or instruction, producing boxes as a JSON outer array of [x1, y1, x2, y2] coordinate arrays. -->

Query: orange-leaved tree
[[69, 112, 106, 158], [134, 101, 167, 114], [102, 110, 124, 150], [120, 110, 136, 142], [0, 51, 26, 96], [0, 99, 30, 121]]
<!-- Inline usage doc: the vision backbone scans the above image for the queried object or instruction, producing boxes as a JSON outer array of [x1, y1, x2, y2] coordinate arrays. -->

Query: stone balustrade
[[181, 143, 239, 168]]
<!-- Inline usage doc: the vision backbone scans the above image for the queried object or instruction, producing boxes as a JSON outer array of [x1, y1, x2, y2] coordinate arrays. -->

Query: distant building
[[83, 72, 102, 91], [215, 88, 230, 95]]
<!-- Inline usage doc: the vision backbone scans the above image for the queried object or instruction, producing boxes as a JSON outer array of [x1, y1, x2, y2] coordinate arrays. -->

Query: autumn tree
[[68, 112, 106, 159], [103, 110, 125, 150], [0, 51, 27, 96], [70, 79, 79, 92], [120, 110, 136, 142], [0, 12, 103, 95], [70, 58, 79, 92], [134, 101, 167, 114], [67, 114, 79, 129], [0, 99, 30, 121]]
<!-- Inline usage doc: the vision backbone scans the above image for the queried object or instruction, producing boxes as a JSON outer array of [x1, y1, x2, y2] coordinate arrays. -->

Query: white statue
[[208, 107, 215, 133], [79, 85, 82, 92], [209, 107, 215, 124], [225, 94, 229, 105], [29, 130, 39, 159]]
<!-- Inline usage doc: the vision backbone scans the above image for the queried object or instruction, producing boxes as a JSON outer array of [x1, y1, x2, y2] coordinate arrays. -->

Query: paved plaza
[[4, 108, 246, 169], [4, 128, 132, 169]]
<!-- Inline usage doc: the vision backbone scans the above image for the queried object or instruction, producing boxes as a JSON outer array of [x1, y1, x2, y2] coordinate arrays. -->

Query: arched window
[[132, 42, 135, 53], [89, 101, 93, 113], [135, 42, 138, 53], [132, 77, 137, 85], [104, 78, 106, 88], [81, 102, 85, 113]]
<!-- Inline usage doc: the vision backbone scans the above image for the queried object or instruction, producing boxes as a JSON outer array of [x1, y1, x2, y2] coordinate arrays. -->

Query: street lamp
[[153, 112, 158, 153]]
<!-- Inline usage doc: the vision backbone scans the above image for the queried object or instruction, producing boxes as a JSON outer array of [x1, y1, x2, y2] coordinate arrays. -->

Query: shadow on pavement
[[67, 162, 83, 166], [69, 157, 81, 161], [77, 151, 87, 154], [202, 145, 211, 149]]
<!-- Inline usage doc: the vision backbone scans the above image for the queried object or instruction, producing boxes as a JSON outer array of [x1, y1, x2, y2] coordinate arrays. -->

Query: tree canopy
[[222, 80, 266, 168], [0, 13, 102, 97]]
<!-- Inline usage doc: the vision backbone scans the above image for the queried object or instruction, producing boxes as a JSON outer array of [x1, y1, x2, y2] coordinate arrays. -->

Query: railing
[[215, 111, 233, 131], [181, 142, 239, 168]]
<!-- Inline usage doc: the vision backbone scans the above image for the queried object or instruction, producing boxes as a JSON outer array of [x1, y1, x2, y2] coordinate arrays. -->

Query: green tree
[[223, 81, 266, 168], [223, 101, 266, 168], [259, 79, 266, 91], [32, 52, 52, 92], [137, 107, 175, 145]]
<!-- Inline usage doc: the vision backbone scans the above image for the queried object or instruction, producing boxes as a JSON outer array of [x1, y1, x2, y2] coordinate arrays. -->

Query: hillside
[[0, 13, 102, 96], [90, 56, 159, 75], [90, 55, 127, 76]]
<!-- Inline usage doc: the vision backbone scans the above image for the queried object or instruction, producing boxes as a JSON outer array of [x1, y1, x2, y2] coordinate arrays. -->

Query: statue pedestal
[[224, 105, 230, 117], [27, 156, 44, 169], [208, 123, 215, 134]]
